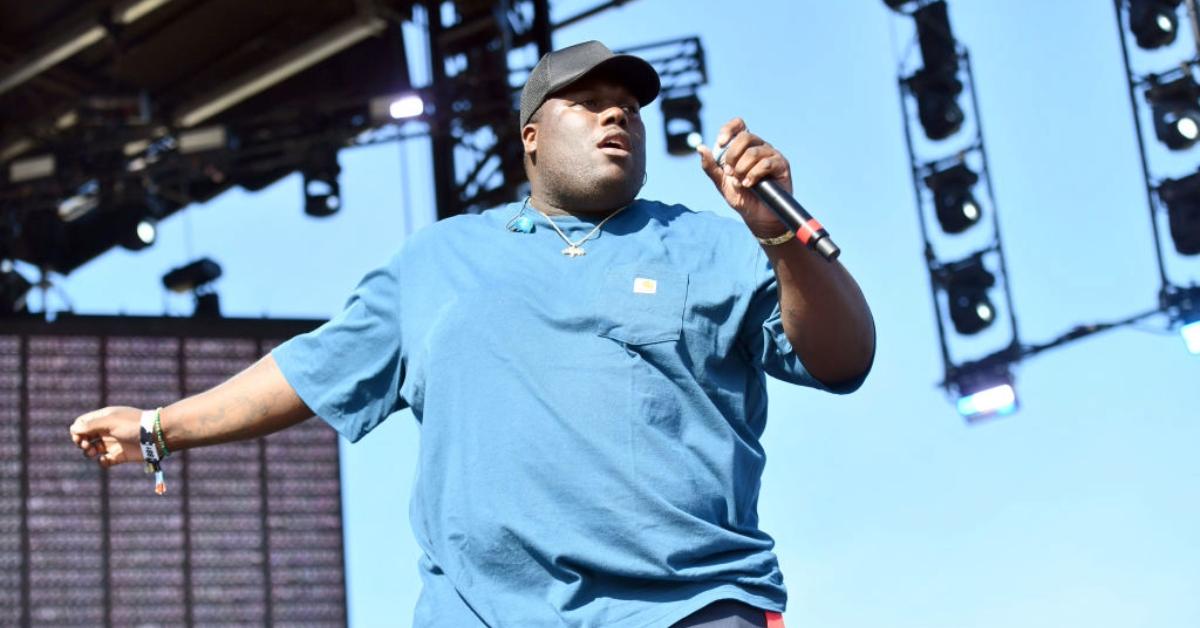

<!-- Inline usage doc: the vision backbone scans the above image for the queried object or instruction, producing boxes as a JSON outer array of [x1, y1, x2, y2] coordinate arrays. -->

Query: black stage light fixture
[[162, 258, 223, 293], [940, 254, 997, 335], [121, 217, 157, 251], [163, 258, 224, 318], [0, 266, 34, 315], [1164, 285, 1200, 353], [193, 287, 221, 318], [1129, 0, 1183, 50], [914, 1, 959, 75], [303, 151, 343, 217], [661, 94, 704, 156], [925, 163, 982, 234], [883, 0, 915, 11], [909, 68, 965, 140], [1146, 75, 1200, 150], [953, 364, 1018, 421], [1157, 171, 1200, 255]]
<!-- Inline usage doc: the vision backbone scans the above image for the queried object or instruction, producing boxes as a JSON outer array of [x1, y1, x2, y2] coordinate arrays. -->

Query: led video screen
[[0, 316, 344, 627]]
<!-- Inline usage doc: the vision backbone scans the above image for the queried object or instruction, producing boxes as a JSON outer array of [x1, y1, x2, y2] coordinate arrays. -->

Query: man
[[70, 41, 874, 627]]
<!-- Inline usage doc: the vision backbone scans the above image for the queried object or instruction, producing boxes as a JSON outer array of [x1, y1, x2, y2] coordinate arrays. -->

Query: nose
[[600, 104, 628, 128]]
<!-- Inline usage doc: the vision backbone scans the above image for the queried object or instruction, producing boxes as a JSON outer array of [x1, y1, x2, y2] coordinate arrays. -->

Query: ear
[[522, 123, 537, 160]]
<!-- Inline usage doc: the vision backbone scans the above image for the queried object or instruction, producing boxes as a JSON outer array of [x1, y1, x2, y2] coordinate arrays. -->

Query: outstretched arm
[[69, 353, 312, 467]]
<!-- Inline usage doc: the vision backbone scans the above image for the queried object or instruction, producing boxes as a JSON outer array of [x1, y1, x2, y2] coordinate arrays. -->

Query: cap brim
[[557, 54, 661, 107]]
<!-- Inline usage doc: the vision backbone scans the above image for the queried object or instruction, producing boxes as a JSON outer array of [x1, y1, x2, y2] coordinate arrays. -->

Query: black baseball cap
[[519, 40, 661, 127]]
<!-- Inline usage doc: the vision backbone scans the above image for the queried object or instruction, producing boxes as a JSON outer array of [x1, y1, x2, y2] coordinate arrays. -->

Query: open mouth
[[598, 134, 631, 152]]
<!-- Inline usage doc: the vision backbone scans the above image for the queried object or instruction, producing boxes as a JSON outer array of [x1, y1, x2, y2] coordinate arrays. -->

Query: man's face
[[524, 75, 647, 212]]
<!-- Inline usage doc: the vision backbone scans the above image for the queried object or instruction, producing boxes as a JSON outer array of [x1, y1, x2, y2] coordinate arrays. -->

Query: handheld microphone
[[714, 141, 840, 262]]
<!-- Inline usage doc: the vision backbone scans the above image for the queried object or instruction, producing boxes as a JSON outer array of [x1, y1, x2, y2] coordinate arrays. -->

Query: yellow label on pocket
[[633, 277, 657, 294]]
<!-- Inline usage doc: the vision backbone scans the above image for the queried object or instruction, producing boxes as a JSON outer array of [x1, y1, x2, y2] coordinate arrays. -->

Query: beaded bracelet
[[153, 408, 170, 459], [138, 409, 167, 495]]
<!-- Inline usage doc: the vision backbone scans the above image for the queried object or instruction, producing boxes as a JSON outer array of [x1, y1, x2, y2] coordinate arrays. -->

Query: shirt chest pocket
[[593, 263, 689, 345]]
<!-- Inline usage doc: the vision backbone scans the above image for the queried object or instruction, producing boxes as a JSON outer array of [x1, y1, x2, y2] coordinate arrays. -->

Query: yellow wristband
[[755, 230, 796, 246]]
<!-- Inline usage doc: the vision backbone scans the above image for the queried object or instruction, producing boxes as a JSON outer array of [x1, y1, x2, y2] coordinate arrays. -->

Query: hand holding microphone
[[698, 118, 840, 262]]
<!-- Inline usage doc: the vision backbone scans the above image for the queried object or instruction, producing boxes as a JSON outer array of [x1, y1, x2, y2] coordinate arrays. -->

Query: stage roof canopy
[[1, 0, 418, 273]]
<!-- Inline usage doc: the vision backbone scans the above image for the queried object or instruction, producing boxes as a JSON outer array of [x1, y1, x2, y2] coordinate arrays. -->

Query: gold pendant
[[562, 245, 586, 257]]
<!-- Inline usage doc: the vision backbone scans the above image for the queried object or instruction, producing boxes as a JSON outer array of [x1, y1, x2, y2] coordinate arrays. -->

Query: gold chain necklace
[[533, 201, 628, 257]]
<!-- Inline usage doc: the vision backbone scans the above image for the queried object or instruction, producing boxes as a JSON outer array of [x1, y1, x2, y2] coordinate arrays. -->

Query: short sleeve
[[738, 247, 870, 395], [272, 251, 409, 442]]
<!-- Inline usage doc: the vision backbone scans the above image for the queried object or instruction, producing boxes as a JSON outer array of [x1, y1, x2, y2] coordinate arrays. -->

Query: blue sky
[[31, 1, 1200, 626]]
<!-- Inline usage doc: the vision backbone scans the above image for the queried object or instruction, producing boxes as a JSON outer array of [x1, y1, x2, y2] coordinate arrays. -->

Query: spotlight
[[909, 68, 964, 141], [177, 125, 232, 154], [0, 266, 33, 315], [661, 94, 703, 156], [1156, 171, 1200, 255], [162, 258, 222, 293], [925, 163, 982, 234], [303, 150, 342, 217], [940, 253, 997, 335], [953, 366, 1018, 422], [1183, 318, 1200, 353], [1128, 0, 1182, 50], [369, 93, 426, 122], [122, 217, 157, 251], [8, 154, 55, 183], [57, 179, 101, 222], [914, 1, 959, 75], [1165, 286, 1200, 353], [388, 94, 425, 119], [1145, 75, 1200, 150], [163, 258, 223, 318], [137, 219, 157, 245]]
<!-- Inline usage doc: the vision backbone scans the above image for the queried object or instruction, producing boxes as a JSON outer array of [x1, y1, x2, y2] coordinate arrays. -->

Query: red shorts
[[670, 599, 785, 628]]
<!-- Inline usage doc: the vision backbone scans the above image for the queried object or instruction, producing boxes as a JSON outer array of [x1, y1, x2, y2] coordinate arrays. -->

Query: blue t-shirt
[[272, 199, 866, 627]]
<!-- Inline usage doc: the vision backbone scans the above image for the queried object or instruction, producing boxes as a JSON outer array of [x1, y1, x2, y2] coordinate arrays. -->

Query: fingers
[[715, 117, 747, 151], [69, 406, 139, 465], [738, 150, 789, 189], [706, 117, 794, 201], [717, 127, 760, 169], [70, 408, 107, 438], [79, 438, 103, 459], [696, 144, 725, 188], [70, 408, 113, 456]]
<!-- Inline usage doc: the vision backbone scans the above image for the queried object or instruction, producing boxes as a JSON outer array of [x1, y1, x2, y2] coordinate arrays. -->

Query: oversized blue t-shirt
[[272, 199, 866, 627]]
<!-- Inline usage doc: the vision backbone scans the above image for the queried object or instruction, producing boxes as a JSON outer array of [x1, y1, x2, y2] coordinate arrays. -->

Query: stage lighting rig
[[163, 258, 221, 294], [661, 94, 704, 156], [925, 162, 981, 234], [1145, 74, 1200, 150], [939, 253, 997, 336], [1115, 0, 1200, 365], [368, 92, 427, 122], [1128, 0, 1183, 50], [951, 361, 1018, 422], [909, 69, 965, 140], [302, 150, 343, 218], [162, 258, 223, 319], [1163, 284, 1200, 352], [891, 2, 1023, 420], [915, 1, 959, 75], [121, 218, 157, 251], [903, 1, 965, 141], [388, 94, 425, 120], [1156, 170, 1200, 255]]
